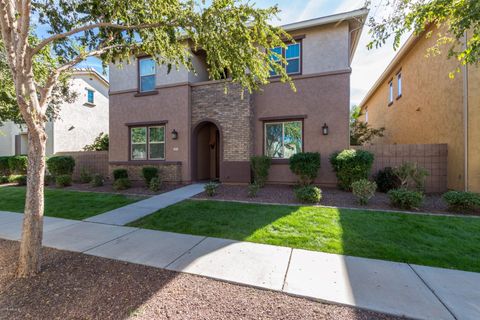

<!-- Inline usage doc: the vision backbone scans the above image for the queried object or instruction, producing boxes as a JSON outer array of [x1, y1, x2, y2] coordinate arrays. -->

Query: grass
[[129, 199, 480, 272], [0, 186, 144, 220]]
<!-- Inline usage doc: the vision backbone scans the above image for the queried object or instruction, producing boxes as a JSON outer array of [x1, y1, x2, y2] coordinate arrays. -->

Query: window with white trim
[[139, 57, 156, 92], [397, 72, 402, 98], [264, 121, 303, 159], [388, 80, 394, 105], [130, 125, 165, 160]]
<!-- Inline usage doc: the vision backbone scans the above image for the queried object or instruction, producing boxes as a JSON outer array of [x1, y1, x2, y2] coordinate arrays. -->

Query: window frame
[[269, 39, 303, 77], [388, 80, 394, 106], [397, 71, 402, 99], [148, 126, 166, 160], [86, 89, 94, 104], [263, 119, 304, 160], [129, 124, 166, 161], [138, 56, 156, 93]]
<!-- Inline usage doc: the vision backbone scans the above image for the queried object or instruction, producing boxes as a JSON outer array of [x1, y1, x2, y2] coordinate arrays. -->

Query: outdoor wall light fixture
[[171, 129, 178, 140], [322, 123, 329, 135]]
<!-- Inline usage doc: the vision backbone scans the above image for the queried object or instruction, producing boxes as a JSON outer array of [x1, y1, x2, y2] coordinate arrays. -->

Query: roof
[[72, 67, 109, 87]]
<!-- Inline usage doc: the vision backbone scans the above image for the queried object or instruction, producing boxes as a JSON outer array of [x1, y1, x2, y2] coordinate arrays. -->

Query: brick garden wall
[[55, 151, 109, 180], [355, 144, 448, 193]]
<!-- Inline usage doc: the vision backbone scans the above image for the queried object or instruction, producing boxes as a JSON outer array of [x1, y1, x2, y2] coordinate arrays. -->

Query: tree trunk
[[17, 127, 47, 277]]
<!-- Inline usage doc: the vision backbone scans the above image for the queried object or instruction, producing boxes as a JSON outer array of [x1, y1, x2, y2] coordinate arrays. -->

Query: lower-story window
[[130, 125, 165, 160], [264, 120, 303, 159]]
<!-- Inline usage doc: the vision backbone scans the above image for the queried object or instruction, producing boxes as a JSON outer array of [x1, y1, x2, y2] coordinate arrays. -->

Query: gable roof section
[[72, 68, 109, 87]]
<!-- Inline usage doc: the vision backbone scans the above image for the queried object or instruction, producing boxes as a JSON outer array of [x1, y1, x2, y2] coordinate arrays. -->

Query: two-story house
[[0, 68, 109, 156], [359, 26, 479, 192], [108, 8, 368, 185]]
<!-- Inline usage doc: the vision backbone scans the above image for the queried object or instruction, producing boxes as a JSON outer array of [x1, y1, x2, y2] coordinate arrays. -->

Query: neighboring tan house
[[0, 68, 109, 156], [108, 9, 368, 185], [358, 26, 479, 192]]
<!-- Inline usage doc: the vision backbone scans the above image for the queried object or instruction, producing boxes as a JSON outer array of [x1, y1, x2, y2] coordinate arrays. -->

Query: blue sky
[[73, 0, 406, 106]]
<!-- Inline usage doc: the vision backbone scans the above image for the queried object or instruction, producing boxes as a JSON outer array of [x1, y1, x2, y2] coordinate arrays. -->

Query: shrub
[[44, 174, 55, 186], [329, 149, 374, 191], [247, 183, 260, 198], [352, 179, 377, 205], [80, 168, 92, 184], [55, 175, 72, 188], [294, 185, 322, 204], [46, 156, 75, 176], [8, 155, 28, 174], [0, 176, 9, 184], [91, 174, 104, 187], [113, 178, 131, 191], [0, 157, 10, 176], [8, 175, 27, 185], [83, 132, 109, 151], [394, 162, 429, 191], [113, 168, 128, 181], [204, 182, 219, 197], [142, 166, 159, 186], [375, 167, 401, 193], [250, 156, 271, 187], [442, 191, 480, 212], [289, 152, 321, 186], [149, 177, 162, 192], [388, 188, 424, 210]]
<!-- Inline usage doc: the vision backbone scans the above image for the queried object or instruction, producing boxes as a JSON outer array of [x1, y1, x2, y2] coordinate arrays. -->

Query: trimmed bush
[[329, 149, 374, 191], [113, 178, 131, 191], [442, 191, 480, 212], [113, 168, 128, 181], [80, 168, 92, 184], [8, 175, 27, 185], [46, 156, 75, 176], [247, 183, 260, 198], [204, 182, 219, 197], [352, 179, 377, 205], [289, 152, 321, 186], [55, 175, 72, 188], [388, 188, 424, 210], [44, 174, 55, 186], [91, 174, 104, 187], [8, 155, 28, 174], [0, 176, 9, 184], [142, 166, 159, 186], [250, 156, 271, 187], [294, 185, 322, 204], [375, 167, 401, 193], [0, 157, 10, 176], [149, 177, 162, 192]]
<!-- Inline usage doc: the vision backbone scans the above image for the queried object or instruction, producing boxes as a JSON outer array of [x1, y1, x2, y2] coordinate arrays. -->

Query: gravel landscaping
[[0, 240, 399, 320], [194, 184, 479, 216]]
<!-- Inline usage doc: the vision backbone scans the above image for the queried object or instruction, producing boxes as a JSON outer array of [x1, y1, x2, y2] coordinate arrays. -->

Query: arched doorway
[[192, 121, 221, 181]]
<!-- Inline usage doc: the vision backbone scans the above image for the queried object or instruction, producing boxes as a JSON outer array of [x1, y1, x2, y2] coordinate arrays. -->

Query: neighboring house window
[[365, 108, 369, 123], [87, 89, 94, 104], [130, 125, 165, 160], [139, 57, 156, 92], [388, 80, 394, 105], [269, 42, 302, 76], [397, 72, 402, 98], [264, 120, 303, 159]]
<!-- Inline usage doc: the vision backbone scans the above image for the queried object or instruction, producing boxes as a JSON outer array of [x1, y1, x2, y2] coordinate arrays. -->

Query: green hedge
[[289, 152, 321, 186], [329, 149, 374, 191], [250, 156, 271, 187], [0, 157, 10, 175], [46, 156, 75, 176], [8, 155, 28, 174]]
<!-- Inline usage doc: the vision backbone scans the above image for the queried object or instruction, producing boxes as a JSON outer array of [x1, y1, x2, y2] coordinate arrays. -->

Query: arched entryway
[[192, 121, 221, 181]]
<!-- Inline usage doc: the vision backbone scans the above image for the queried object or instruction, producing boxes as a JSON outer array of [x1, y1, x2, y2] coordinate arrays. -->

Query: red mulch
[[0, 240, 400, 320], [193, 184, 480, 216]]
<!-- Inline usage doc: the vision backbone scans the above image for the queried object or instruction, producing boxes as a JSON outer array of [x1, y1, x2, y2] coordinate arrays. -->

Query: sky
[[76, 0, 408, 106]]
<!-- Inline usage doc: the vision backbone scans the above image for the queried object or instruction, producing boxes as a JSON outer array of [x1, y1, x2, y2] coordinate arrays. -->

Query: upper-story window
[[388, 80, 394, 106], [139, 57, 156, 92], [87, 89, 94, 104], [269, 42, 302, 77], [365, 108, 369, 123], [397, 72, 402, 98]]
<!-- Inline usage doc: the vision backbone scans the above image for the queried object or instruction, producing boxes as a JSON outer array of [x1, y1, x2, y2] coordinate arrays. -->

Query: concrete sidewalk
[[1, 210, 478, 320], [84, 183, 205, 225]]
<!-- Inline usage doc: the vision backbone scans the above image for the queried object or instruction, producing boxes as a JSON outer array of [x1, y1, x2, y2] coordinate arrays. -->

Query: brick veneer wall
[[355, 144, 448, 193], [191, 82, 253, 162], [109, 163, 182, 182], [55, 151, 109, 180]]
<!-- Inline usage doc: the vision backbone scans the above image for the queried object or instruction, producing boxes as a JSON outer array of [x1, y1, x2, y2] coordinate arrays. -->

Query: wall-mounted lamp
[[171, 129, 178, 140], [322, 123, 329, 136]]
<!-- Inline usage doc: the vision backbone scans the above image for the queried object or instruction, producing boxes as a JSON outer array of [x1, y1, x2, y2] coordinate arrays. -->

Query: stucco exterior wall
[[467, 64, 480, 192], [360, 27, 466, 190]]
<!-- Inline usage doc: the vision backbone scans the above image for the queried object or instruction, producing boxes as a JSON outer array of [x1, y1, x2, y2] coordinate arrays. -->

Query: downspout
[[463, 31, 469, 191]]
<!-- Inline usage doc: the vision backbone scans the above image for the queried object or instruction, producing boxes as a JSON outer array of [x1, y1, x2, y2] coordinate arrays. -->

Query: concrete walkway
[[1, 211, 479, 320], [84, 183, 205, 225]]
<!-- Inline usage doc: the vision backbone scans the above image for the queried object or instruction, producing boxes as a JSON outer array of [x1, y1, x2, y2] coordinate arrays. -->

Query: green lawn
[[129, 199, 480, 272], [0, 186, 144, 220]]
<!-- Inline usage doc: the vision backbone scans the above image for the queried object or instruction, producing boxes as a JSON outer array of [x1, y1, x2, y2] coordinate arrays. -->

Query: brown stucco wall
[[467, 64, 480, 192], [253, 71, 351, 186], [360, 27, 466, 190]]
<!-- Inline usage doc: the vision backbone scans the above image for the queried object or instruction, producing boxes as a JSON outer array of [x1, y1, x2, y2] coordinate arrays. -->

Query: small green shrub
[[250, 156, 271, 187], [352, 179, 377, 205], [149, 177, 162, 192], [142, 166, 159, 186], [247, 183, 260, 198], [204, 182, 219, 197], [8, 175, 27, 185], [442, 191, 480, 212], [113, 168, 128, 181], [91, 174, 104, 187], [8, 155, 28, 174], [44, 174, 55, 186], [46, 156, 75, 176], [0, 157, 10, 176], [375, 167, 401, 193], [394, 162, 429, 191], [289, 152, 321, 186], [113, 178, 131, 191], [55, 175, 72, 188], [80, 168, 92, 184], [329, 149, 374, 191], [388, 188, 424, 210], [0, 176, 9, 184], [294, 185, 322, 204]]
